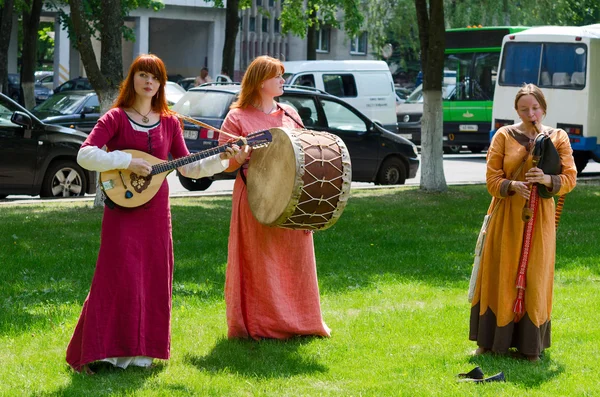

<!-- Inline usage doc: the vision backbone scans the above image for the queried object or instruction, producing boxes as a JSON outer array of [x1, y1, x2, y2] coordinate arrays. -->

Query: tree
[[53, 0, 163, 205], [0, 0, 15, 97], [279, 0, 364, 60], [20, 0, 43, 109], [414, 0, 447, 192], [213, 0, 251, 82]]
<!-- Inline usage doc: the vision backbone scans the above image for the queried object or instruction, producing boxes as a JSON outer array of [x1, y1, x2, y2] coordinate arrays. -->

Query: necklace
[[131, 107, 152, 123]]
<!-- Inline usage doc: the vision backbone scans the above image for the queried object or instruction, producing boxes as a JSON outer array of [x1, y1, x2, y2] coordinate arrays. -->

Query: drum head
[[246, 127, 301, 225]]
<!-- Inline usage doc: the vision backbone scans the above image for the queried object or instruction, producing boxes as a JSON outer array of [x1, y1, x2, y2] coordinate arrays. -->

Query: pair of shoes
[[458, 371, 505, 383], [458, 366, 484, 380]]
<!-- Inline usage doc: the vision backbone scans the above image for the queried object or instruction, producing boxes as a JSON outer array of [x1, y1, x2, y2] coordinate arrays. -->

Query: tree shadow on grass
[[184, 336, 328, 378], [38, 362, 167, 397], [467, 350, 564, 388]]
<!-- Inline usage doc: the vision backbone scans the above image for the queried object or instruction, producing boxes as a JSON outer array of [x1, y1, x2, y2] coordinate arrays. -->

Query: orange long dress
[[469, 126, 576, 356], [219, 104, 331, 340]]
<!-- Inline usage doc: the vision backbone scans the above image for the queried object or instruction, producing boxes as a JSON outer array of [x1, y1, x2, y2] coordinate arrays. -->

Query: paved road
[[3, 153, 600, 203], [166, 152, 600, 196]]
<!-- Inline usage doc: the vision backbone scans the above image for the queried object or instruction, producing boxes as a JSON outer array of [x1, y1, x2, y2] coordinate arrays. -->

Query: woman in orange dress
[[470, 84, 577, 360], [218, 56, 331, 340]]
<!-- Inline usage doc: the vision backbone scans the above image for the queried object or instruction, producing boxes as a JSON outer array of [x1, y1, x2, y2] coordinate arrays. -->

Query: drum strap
[[276, 103, 305, 129]]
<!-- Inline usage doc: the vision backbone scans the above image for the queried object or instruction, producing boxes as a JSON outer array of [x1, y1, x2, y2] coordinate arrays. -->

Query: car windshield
[[166, 83, 185, 95], [172, 90, 234, 118], [32, 93, 87, 115], [405, 82, 456, 103]]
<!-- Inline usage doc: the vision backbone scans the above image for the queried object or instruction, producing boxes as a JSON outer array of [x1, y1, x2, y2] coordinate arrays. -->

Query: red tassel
[[513, 297, 524, 315], [515, 273, 527, 289]]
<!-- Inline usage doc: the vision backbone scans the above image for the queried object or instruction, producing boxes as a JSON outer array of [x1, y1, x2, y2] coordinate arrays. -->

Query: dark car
[[7, 73, 53, 105], [54, 77, 92, 94], [171, 83, 419, 191], [32, 90, 100, 134], [0, 93, 96, 199]]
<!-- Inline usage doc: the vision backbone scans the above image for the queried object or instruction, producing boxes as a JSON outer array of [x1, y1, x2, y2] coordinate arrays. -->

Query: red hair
[[113, 54, 173, 116], [231, 55, 284, 109]]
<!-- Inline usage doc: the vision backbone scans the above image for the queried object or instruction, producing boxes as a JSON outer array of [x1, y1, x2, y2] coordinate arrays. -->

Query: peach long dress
[[219, 104, 331, 340], [469, 126, 576, 356]]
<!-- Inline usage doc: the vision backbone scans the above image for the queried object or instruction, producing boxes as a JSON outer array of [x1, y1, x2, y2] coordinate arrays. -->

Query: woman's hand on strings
[[128, 158, 153, 177], [220, 145, 240, 160], [510, 181, 531, 200], [233, 145, 251, 164]]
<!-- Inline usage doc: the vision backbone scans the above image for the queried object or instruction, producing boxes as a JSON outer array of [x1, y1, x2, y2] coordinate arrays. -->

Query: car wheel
[[443, 145, 461, 154], [468, 145, 485, 154], [40, 160, 87, 198], [573, 151, 589, 175], [178, 174, 213, 191], [376, 157, 407, 185]]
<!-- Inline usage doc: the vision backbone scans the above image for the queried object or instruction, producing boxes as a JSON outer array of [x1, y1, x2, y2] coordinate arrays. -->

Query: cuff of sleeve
[[550, 175, 561, 195], [500, 180, 512, 197]]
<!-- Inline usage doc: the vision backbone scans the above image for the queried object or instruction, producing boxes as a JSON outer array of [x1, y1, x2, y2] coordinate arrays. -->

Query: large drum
[[246, 127, 351, 231]]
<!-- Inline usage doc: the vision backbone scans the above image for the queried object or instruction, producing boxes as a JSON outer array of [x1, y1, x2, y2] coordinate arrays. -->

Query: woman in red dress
[[66, 54, 237, 373], [219, 56, 331, 340]]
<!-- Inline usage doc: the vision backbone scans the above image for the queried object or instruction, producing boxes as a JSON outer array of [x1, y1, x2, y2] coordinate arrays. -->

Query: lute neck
[[151, 143, 234, 175]]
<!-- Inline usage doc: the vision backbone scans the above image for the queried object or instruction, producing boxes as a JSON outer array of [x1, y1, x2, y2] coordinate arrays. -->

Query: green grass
[[1, 184, 599, 396]]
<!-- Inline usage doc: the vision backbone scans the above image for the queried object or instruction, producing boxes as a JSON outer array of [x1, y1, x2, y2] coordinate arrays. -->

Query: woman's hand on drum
[[233, 145, 251, 164], [220, 145, 240, 160], [128, 157, 153, 177], [510, 181, 531, 200]]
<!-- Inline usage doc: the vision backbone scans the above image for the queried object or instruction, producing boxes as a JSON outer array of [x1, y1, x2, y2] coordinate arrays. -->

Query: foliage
[[47, 0, 164, 43], [278, 0, 363, 39]]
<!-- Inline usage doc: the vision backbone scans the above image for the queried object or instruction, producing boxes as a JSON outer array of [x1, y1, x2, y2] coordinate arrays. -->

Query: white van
[[282, 60, 397, 132]]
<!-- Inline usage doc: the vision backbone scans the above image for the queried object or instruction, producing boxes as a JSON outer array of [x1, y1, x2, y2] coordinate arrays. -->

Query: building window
[[256, 0, 262, 6], [262, 17, 269, 33], [269, 0, 274, 6], [316, 27, 330, 52], [274, 19, 280, 33], [350, 32, 368, 55], [249, 17, 256, 32]]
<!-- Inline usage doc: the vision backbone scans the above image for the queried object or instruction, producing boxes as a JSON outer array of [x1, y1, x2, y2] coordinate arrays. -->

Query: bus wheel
[[468, 145, 485, 154], [574, 151, 590, 175], [443, 145, 461, 154]]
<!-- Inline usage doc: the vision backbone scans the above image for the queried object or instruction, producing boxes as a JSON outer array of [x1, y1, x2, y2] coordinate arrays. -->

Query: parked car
[[171, 83, 419, 191], [54, 77, 92, 94], [7, 73, 53, 105], [165, 81, 186, 106], [0, 93, 96, 199], [36, 71, 54, 90], [395, 82, 465, 154], [31, 90, 100, 134], [177, 74, 233, 91]]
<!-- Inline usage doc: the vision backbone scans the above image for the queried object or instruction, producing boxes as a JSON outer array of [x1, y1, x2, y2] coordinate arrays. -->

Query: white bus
[[491, 24, 600, 173]]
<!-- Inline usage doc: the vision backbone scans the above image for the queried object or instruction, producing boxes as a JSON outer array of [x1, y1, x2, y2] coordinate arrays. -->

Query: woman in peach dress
[[218, 56, 331, 340]]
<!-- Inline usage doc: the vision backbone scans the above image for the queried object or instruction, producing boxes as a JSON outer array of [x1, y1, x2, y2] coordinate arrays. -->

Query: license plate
[[399, 134, 412, 140], [459, 124, 478, 132], [183, 129, 198, 139]]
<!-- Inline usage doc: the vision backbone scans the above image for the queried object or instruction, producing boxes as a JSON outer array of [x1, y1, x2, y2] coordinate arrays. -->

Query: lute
[[100, 129, 271, 208]]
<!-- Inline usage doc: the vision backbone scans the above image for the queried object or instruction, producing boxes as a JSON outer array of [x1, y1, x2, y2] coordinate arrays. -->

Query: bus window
[[499, 42, 587, 89], [445, 52, 498, 101]]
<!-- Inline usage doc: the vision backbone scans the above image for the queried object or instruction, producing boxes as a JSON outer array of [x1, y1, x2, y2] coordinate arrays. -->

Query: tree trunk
[[21, 0, 43, 109], [0, 0, 15, 96], [100, 0, 123, 94], [415, 0, 447, 192], [306, 24, 317, 60], [222, 0, 239, 77]]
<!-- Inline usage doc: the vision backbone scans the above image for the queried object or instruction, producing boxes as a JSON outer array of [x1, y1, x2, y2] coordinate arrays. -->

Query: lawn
[[0, 184, 598, 396]]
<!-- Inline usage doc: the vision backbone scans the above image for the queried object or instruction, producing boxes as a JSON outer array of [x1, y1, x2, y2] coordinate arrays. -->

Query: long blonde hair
[[231, 56, 284, 109]]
